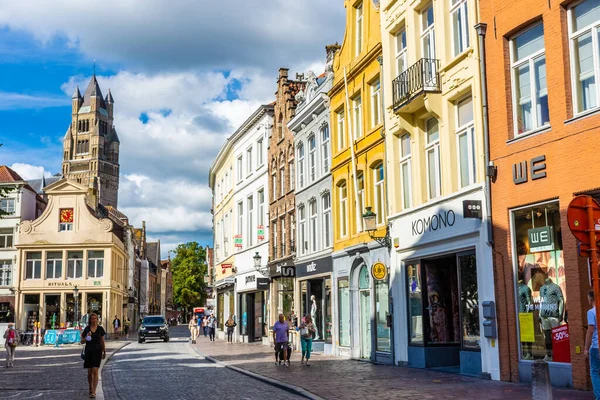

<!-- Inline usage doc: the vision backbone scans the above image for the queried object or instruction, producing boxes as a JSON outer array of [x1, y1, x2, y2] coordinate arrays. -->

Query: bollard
[[532, 360, 553, 400]]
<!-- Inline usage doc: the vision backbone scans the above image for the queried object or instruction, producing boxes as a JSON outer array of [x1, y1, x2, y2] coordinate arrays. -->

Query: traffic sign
[[566, 195, 600, 244]]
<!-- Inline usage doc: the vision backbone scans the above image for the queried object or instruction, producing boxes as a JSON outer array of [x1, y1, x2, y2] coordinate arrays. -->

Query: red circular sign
[[567, 195, 600, 244]]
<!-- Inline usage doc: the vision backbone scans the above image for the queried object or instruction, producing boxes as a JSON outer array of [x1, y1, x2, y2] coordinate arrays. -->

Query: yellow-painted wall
[[329, 0, 386, 252]]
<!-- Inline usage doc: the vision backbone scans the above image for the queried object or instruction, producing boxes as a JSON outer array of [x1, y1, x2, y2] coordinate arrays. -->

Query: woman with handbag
[[80, 313, 105, 398], [297, 315, 316, 366], [3, 322, 16, 368], [225, 316, 237, 343]]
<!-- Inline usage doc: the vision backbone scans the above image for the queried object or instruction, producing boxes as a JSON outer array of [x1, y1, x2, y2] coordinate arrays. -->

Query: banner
[[551, 324, 571, 363]]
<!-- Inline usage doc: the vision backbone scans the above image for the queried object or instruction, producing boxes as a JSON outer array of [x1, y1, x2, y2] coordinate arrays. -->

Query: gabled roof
[[27, 176, 62, 195], [147, 242, 161, 266], [0, 165, 24, 183], [82, 74, 106, 109]]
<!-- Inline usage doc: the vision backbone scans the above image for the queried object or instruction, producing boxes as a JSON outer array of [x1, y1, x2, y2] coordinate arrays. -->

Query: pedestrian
[[81, 313, 105, 398], [225, 316, 237, 343], [273, 313, 290, 367], [112, 315, 121, 339], [202, 315, 208, 337], [585, 290, 600, 399], [4, 322, 17, 368], [188, 316, 198, 344], [124, 317, 130, 340], [208, 315, 216, 342], [298, 315, 316, 366]]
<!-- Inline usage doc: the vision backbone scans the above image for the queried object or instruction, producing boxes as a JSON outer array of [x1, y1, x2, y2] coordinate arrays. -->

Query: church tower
[[62, 75, 120, 208]]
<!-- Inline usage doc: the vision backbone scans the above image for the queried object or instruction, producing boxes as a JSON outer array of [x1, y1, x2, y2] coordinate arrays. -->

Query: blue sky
[[0, 1, 345, 257]]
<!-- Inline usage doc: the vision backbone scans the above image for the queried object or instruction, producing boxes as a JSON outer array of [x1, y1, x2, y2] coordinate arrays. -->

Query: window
[[247, 196, 254, 247], [246, 148, 253, 176], [407, 263, 423, 343], [25, 252, 42, 280], [298, 143, 305, 188], [357, 173, 365, 232], [46, 252, 63, 279], [371, 81, 382, 127], [257, 138, 264, 167], [88, 250, 104, 278], [281, 216, 286, 256], [59, 208, 74, 232], [396, 29, 408, 75], [237, 202, 243, 236], [425, 118, 441, 199], [289, 161, 295, 191], [0, 229, 13, 248], [323, 192, 332, 248], [237, 156, 243, 182], [278, 113, 284, 139], [376, 280, 391, 352], [339, 182, 348, 238], [224, 212, 230, 257], [308, 135, 316, 182], [337, 111, 346, 150], [569, 0, 600, 113], [355, 2, 363, 56], [258, 189, 265, 227], [421, 4, 436, 59], [321, 125, 330, 173], [511, 24, 549, 135], [0, 260, 11, 286], [512, 202, 565, 362], [67, 251, 83, 279], [273, 220, 278, 259], [290, 212, 296, 253], [310, 200, 318, 252], [280, 166, 285, 196], [299, 206, 306, 255], [338, 279, 350, 347], [374, 163, 385, 225], [272, 173, 277, 200], [451, 0, 469, 56], [399, 134, 412, 209], [0, 198, 15, 215], [353, 95, 363, 139], [456, 96, 476, 188]]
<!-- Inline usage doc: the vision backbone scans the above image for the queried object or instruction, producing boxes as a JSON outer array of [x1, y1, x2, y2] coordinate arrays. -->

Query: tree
[[0, 144, 13, 219], [171, 242, 207, 322]]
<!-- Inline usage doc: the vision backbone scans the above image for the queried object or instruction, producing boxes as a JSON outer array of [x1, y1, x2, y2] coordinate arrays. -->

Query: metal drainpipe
[[475, 23, 494, 247]]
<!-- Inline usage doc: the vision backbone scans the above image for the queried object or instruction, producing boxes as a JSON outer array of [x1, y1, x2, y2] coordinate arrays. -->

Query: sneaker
[[286, 360, 290, 367], [306, 361, 310, 366], [275, 362, 279, 366]]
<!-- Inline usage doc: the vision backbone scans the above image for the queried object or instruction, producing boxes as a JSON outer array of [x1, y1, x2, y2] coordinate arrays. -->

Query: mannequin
[[310, 295, 319, 339], [518, 270, 534, 360], [536, 270, 565, 361]]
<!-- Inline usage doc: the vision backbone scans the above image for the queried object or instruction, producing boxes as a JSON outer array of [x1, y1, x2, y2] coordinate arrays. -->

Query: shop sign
[[551, 324, 571, 363], [234, 235, 243, 248], [90, 301, 99, 311], [47, 281, 74, 287], [463, 200, 482, 219], [269, 262, 296, 277], [371, 262, 388, 281], [257, 278, 270, 290], [513, 155, 547, 185], [221, 263, 232, 274], [527, 226, 554, 252], [236, 271, 265, 292], [257, 225, 265, 241], [94, 281, 101, 286], [296, 257, 333, 278]]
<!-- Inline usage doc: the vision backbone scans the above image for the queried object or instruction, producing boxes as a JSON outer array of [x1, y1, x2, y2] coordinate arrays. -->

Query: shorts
[[275, 341, 289, 353]]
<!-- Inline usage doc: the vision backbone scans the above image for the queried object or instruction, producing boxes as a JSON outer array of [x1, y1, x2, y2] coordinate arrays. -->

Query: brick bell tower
[[62, 74, 120, 208]]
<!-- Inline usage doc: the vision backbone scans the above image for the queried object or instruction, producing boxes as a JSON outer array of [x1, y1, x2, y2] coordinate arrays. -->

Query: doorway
[[358, 265, 371, 359]]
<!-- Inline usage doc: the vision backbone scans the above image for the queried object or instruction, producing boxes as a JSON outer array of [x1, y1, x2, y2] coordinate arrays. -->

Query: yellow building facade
[[380, 0, 499, 378], [329, 0, 392, 364]]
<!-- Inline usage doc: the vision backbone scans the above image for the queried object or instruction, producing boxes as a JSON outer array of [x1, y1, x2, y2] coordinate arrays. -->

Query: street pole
[[75, 294, 79, 329], [587, 196, 600, 316]]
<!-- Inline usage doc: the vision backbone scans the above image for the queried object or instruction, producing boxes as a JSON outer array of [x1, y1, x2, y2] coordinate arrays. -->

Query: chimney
[[278, 68, 289, 81]]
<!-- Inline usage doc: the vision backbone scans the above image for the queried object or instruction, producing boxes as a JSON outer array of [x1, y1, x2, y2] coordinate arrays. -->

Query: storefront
[[296, 257, 332, 354], [214, 277, 234, 340], [268, 261, 295, 326], [333, 244, 392, 364], [236, 270, 269, 344], [390, 186, 499, 379]]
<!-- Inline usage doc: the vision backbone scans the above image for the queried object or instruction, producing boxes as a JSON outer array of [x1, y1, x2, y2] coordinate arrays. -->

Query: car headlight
[[160, 325, 168, 330], [140, 325, 145, 330]]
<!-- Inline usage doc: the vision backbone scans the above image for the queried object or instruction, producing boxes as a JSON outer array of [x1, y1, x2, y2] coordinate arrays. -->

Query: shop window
[[376, 280, 391, 352], [228, 291, 235, 326], [407, 263, 423, 344], [218, 292, 225, 331], [301, 278, 332, 343], [569, 0, 600, 114], [460, 252, 480, 350], [88, 250, 104, 278], [66, 293, 82, 327], [512, 202, 566, 362], [67, 251, 83, 279], [46, 252, 63, 279], [26, 252, 42, 280], [86, 294, 103, 322], [0, 302, 13, 323], [240, 293, 248, 335], [0, 260, 11, 286], [276, 277, 294, 318], [338, 279, 351, 347], [45, 294, 61, 329], [301, 281, 308, 318]]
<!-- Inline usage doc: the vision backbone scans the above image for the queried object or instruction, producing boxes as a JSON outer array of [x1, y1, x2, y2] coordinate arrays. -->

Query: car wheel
[[164, 337, 169, 342], [138, 338, 143, 344]]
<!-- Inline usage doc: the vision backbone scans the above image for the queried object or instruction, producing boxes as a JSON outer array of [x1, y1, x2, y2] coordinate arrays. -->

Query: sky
[[0, 1, 346, 258]]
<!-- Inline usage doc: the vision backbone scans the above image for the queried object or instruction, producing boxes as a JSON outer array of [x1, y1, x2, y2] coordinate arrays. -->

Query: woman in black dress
[[80, 313, 106, 398]]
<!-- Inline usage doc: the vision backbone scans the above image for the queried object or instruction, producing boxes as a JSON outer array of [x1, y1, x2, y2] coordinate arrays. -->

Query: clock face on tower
[[60, 208, 74, 223]]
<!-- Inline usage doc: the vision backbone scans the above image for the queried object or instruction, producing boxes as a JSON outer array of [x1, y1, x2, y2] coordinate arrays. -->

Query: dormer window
[[59, 208, 74, 232]]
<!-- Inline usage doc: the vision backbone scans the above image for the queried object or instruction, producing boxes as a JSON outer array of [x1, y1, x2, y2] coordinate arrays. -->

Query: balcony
[[392, 58, 441, 112]]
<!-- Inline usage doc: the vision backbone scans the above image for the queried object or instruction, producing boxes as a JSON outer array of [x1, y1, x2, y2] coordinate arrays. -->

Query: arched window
[[309, 200, 318, 252], [373, 162, 385, 225], [399, 134, 412, 209], [321, 124, 330, 173], [338, 181, 348, 238], [358, 265, 369, 290], [357, 172, 365, 232], [297, 143, 305, 188], [322, 192, 332, 248], [308, 135, 316, 182], [298, 205, 306, 255]]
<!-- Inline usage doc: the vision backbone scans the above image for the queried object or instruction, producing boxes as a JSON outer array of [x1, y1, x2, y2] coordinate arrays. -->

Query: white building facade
[[289, 69, 334, 354]]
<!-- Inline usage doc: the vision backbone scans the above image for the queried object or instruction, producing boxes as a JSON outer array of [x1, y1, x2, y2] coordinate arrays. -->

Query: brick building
[[268, 68, 304, 326], [481, 0, 600, 390]]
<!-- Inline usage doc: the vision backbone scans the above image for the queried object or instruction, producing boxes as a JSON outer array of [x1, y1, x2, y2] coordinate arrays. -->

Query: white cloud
[[10, 163, 52, 180], [0, 91, 69, 110]]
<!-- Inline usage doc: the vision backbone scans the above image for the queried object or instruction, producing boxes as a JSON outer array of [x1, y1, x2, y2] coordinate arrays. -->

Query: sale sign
[[257, 225, 265, 241], [551, 324, 571, 363]]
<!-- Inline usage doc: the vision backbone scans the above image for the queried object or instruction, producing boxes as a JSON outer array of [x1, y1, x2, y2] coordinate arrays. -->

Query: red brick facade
[[482, 0, 599, 389]]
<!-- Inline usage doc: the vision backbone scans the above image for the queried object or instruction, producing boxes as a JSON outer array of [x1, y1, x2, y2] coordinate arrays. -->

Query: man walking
[[586, 290, 600, 399], [273, 313, 289, 367], [112, 315, 121, 339]]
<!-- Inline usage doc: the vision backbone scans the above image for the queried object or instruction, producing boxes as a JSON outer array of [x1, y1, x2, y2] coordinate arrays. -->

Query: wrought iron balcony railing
[[392, 58, 441, 110]]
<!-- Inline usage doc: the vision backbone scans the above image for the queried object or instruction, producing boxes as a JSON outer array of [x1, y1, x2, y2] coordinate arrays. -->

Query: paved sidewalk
[[191, 336, 593, 400]]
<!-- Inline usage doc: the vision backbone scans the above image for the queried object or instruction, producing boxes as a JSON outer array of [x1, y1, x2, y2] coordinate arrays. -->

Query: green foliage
[[171, 242, 207, 316]]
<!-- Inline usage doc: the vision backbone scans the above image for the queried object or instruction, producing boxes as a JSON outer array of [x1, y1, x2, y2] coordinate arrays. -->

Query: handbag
[[81, 346, 85, 360], [300, 327, 309, 337]]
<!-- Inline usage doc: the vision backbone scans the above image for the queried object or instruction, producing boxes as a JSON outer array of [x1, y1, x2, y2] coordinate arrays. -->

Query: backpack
[[7, 329, 17, 347]]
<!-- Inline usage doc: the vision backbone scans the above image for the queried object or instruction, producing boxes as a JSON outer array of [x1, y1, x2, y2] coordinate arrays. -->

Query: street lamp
[[73, 285, 79, 329], [253, 252, 261, 269], [362, 207, 391, 249]]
